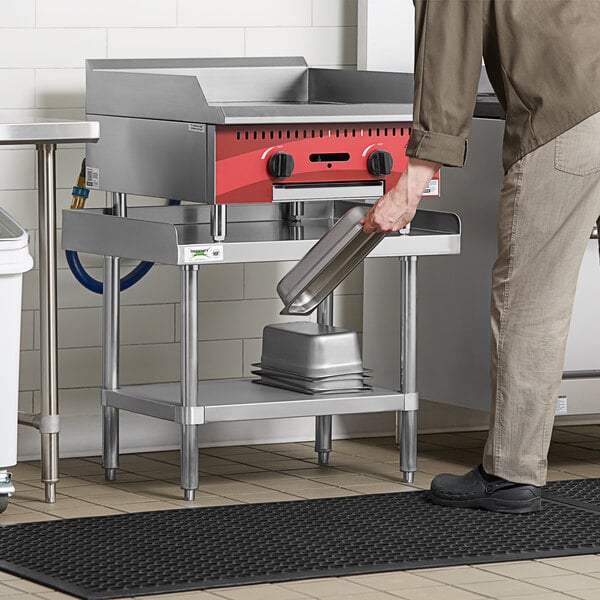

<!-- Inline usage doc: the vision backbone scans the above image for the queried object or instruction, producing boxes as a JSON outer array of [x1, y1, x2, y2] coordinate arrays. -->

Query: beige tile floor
[[4, 425, 600, 599]]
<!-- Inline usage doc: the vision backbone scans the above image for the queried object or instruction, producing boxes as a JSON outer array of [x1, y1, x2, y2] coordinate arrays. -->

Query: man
[[362, 0, 600, 513]]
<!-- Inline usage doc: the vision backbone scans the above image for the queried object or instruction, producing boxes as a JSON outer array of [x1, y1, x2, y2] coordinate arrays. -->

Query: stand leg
[[211, 204, 227, 242], [102, 251, 120, 480], [102, 193, 126, 480], [181, 265, 199, 500], [399, 256, 418, 483], [181, 424, 198, 501], [399, 411, 417, 483], [315, 415, 332, 465], [37, 144, 59, 503], [315, 294, 334, 465], [102, 406, 119, 481]]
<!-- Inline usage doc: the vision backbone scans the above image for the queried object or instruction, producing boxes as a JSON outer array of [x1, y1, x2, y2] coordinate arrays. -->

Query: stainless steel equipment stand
[[63, 201, 460, 499], [0, 119, 99, 503]]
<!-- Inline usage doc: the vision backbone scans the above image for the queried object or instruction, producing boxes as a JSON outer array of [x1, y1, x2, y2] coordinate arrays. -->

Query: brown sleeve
[[406, 0, 484, 167]]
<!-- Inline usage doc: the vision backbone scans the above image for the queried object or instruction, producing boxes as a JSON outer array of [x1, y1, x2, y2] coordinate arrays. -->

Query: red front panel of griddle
[[214, 123, 412, 204]]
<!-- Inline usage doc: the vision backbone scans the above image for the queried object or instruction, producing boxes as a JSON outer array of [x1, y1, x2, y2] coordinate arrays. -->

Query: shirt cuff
[[406, 128, 468, 167]]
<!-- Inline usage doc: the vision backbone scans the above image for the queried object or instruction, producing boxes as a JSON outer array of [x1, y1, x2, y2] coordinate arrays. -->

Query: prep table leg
[[102, 193, 126, 481], [399, 256, 418, 483], [37, 144, 59, 503], [181, 265, 199, 501], [315, 294, 334, 465]]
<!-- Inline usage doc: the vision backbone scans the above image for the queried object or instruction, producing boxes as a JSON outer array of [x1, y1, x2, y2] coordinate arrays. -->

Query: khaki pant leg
[[482, 112, 600, 486]]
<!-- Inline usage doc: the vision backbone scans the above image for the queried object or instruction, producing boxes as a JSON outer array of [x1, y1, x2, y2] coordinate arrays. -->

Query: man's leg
[[430, 112, 600, 511], [484, 113, 600, 486]]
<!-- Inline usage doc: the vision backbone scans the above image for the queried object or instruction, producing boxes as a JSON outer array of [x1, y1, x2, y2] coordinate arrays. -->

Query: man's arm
[[362, 157, 440, 233], [408, 0, 484, 167], [363, 0, 483, 232]]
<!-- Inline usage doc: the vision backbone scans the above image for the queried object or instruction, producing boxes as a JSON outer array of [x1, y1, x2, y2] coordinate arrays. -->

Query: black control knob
[[268, 152, 294, 178], [367, 150, 394, 176]]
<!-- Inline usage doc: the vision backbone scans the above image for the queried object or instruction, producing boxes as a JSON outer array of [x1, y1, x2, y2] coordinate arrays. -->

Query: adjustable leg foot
[[399, 410, 418, 479], [315, 415, 332, 466], [317, 451, 331, 465], [402, 471, 415, 484], [181, 424, 199, 503], [45, 482, 56, 503], [102, 405, 120, 482]]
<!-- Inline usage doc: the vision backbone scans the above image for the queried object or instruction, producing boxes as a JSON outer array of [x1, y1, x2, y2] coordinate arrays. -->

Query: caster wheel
[[0, 496, 9, 514]]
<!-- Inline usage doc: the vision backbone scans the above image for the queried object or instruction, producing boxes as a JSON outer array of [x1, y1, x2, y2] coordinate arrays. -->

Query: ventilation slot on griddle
[[233, 127, 412, 141]]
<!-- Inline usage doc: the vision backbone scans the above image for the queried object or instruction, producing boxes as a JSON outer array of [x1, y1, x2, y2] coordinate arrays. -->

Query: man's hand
[[361, 157, 441, 233]]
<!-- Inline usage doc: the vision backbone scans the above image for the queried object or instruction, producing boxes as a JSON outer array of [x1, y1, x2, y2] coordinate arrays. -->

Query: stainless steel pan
[[277, 206, 385, 315]]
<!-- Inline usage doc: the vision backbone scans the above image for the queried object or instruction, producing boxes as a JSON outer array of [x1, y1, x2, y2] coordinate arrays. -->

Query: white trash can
[[0, 207, 33, 473]]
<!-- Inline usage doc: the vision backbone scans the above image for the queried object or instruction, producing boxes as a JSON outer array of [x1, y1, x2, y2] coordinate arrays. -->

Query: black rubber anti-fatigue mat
[[543, 478, 600, 511], [2, 482, 600, 600]]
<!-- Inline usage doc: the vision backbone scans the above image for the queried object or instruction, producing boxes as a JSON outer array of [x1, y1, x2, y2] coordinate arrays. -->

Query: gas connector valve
[[71, 159, 90, 209], [71, 185, 90, 209]]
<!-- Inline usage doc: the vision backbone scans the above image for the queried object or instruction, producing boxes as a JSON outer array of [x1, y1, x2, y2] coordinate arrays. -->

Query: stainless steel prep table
[[0, 119, 100, 503], [63, 201, 460, 499]]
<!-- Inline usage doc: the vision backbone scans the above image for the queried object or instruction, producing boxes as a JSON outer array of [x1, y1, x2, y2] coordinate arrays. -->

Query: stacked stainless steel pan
[[253, 322, 372, 394]]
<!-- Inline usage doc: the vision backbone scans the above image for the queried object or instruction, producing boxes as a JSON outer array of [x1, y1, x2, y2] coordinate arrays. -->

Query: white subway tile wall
[[0, 0, 361, 458], [35, 0, 179, 28], [0, 70, 35, 108], [313, 2, 358, 26], [35, 69, 86, 109], [0, 29, 107, 68], [178, 0, 313, 28], [1, 0, 35, 28], [0, 149, 36, 190], [246, 27, 357, 65], [106, 28, 245, 59]]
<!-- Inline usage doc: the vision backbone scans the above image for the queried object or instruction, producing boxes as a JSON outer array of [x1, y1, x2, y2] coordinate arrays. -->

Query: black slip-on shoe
[[429, 465, 542, 513]]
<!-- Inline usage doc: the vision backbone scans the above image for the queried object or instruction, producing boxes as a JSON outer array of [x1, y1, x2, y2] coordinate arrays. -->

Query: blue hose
[[65, 250, 155, 293], [66, 199, 181, 294]]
